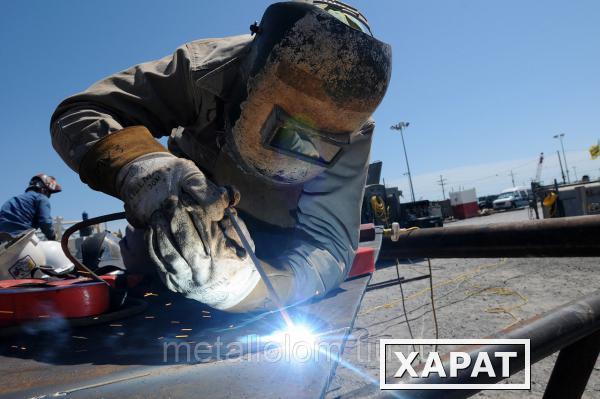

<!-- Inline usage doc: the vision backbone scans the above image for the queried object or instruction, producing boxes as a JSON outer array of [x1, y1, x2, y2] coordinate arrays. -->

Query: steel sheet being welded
[[0, 274, 371, 399]]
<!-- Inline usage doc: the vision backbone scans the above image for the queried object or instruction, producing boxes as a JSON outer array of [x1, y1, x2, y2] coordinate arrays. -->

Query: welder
[[0, 174, 62, 241], [50, 1, 391, 312]]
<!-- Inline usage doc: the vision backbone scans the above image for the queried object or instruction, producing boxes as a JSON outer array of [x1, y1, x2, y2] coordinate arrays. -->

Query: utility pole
[[437, 175, 448, 199], [510, 170, 516, 187], [390, 122, 415, 203], [556, 150, 566, 184], [553, 133, 570, 183], [573, 166, 578, 181]]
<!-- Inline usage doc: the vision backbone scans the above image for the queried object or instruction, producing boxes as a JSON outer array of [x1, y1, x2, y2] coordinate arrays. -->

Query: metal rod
[[380, 215, 600, 258], [542, 329, 600, 399], [225, 208, 294, 327], [382, 289, 600, 399], [366, 274, 432, 292]]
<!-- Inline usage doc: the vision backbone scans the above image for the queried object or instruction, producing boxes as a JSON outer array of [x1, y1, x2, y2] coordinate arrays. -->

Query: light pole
[[556, 150, 566, 184], [553, 133, 570, 184], [391, 122, 415, 202]]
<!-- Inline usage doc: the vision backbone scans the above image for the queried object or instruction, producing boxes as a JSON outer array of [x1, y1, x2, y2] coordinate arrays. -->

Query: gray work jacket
[[51, 34, 373, 301]]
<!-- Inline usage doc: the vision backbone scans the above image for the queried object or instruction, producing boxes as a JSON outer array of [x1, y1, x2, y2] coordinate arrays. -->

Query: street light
[[390, 122, 416, 203], [553, 133, 570, 184]]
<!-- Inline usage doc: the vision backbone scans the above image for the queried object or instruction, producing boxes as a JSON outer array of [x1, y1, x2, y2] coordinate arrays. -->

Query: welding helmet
[[27, 174, 62, 195], [80, 231, 125, 271], [224, 1, 391, 185]]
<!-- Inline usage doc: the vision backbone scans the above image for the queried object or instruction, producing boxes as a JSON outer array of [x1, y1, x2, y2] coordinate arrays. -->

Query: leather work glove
[[78, 126, 261, 310], [116, 153, 263, 310], [145, 196, 263, 310], [116, 152, 231, 229]]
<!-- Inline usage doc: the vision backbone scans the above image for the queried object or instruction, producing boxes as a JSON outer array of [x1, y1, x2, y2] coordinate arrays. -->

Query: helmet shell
[[28, 174, 62, 194], [225, 1, 391, 185]]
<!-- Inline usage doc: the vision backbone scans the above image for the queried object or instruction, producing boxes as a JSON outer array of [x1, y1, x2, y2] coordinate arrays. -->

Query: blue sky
[[1, 0, 599, 229]]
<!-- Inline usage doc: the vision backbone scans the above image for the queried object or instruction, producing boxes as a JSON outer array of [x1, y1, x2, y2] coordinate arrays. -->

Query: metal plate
[[0, 274, 370, 399]]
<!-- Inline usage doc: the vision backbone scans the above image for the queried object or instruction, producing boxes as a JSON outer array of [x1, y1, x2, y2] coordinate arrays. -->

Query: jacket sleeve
[[50, 44, 200, 172], [279, 122, 374, 302], [35, 196, 56, 241]]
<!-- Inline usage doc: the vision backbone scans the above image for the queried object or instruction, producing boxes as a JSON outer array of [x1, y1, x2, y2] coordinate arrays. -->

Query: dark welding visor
[[261, 106, 350, 167]]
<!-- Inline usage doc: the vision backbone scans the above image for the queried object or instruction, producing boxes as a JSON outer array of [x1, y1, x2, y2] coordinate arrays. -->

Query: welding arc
[[225, 208, 294, 327]]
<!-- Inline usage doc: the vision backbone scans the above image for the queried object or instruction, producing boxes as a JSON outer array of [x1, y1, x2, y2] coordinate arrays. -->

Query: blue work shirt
[[0, 191, 55, 240]]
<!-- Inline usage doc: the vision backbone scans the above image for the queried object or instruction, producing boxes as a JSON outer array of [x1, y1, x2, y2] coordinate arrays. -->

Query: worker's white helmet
[[38, 240, 75, 275]]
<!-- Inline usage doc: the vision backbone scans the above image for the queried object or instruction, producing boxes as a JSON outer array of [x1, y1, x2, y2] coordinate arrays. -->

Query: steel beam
[[381, 215, 600, 258], [542, 329, 600, 399], [381, 289, 600, 398]]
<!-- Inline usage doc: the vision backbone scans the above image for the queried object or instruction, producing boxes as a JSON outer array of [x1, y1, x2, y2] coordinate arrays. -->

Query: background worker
[[0, 174, 62, 242], [50, 1, 391, 312]]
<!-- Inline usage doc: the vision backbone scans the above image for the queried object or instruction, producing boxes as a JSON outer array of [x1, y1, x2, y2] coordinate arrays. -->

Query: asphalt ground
[[327, 209, 600, 398]]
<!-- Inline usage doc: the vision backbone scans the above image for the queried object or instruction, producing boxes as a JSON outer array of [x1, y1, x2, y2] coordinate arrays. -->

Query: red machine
[[0, 278, 110, 327]]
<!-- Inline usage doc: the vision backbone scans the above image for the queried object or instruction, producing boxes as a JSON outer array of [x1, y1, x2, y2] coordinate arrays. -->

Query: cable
[[465, 285, 529, 328], [60, 212, 127, 287], [395, 259, 416, 353], [444, 158, 538, 186], [427, 258, 439, 351], [359, 258, 508, 316]]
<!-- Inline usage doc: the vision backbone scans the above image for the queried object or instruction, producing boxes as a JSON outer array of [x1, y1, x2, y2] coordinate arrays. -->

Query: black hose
[[60, 212, 127, 286]]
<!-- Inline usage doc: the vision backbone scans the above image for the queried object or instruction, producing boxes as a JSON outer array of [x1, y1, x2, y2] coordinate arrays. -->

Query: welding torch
[[225, 207, 295, 328]]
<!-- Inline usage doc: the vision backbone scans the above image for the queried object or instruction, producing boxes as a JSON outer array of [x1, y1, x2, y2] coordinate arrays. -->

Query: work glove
[[78, 126, 261, 310], [116, 153, 261, 310], [116, 152, 230, 229]]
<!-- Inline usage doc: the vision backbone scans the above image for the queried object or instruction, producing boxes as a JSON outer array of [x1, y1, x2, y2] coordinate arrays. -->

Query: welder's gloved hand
[[146, 198, 262, 310], [117, 153, 264, 310], [117, 152, 232, 229]]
